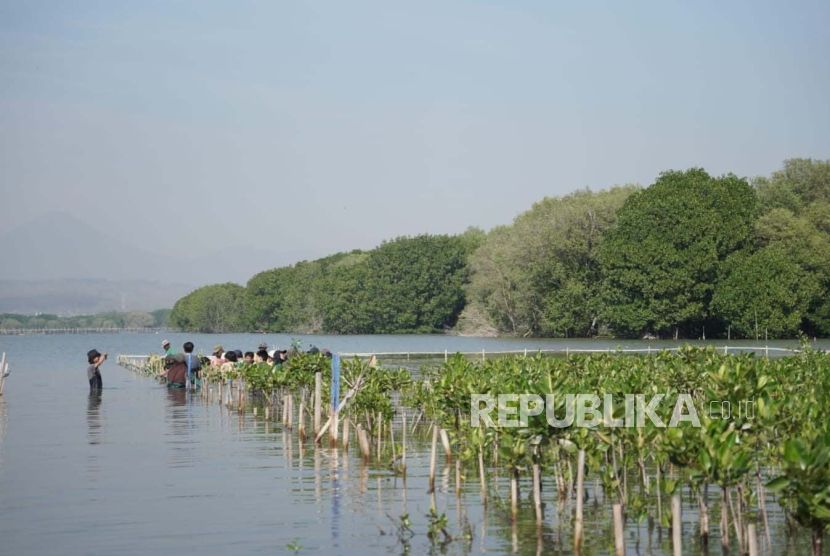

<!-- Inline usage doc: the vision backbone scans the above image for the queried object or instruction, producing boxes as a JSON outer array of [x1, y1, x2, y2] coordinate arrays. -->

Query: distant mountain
[[0, 211, 173, 281], [0, 278, 192, 314], [0, 211, 302, 313]]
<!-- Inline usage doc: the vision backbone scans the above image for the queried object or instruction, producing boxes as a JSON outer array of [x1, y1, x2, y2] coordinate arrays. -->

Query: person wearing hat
[[258, 341, 268, 352], [210, 345, 225, 366], [162, 339, 174, 356], [87, 349, 107, 391]]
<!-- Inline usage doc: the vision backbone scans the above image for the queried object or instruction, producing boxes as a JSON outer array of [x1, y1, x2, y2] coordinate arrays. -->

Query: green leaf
[[766, 477, 789, 492]]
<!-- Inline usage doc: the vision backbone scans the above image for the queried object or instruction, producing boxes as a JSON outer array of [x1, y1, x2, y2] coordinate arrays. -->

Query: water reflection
[[86, 390, 102, 445], [0, 399, 6, 466], [165, 387, 195, 469], [167, 387, 187, 407]]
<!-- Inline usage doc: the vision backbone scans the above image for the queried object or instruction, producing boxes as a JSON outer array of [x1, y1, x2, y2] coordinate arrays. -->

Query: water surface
[[0, 333, 825, 555]]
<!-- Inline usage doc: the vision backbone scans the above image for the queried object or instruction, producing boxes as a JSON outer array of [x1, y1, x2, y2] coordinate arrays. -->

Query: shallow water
[[0, 333, 826, 555]]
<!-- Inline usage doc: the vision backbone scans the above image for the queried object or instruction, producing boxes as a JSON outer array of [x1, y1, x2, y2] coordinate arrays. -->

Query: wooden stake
[[721, 487, 730, 550], [747, 523, 759, 556], [376, 414, 382, 459], [282, 394, 289, 425], [428, 425, 438, 493], [357, 425, 370, 461], [533, 461, 543, 526], [478, 447, 487, 505], [0, 352, 7, 396], [439, 428, 452, 461], [455, 458, 462, 497], [699, 484, 709, 543], [672, 493, 682, 556], [613, 503, 625, 556], [401, 412, 407, 475], [286, 394, 294, 429], [656, 463, 663, 527], [510, 468, 519, 519], [330, 409, 339, 447], [574, 449, 585, 553], [757, 470, 771, 550], [298, 401, 306, 442], [313, 371, 322, 435], [342, 416, 350, 451], [390, 416, 396, 462]]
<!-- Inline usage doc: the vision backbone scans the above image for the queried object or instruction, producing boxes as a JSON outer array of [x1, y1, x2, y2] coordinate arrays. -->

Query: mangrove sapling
[[767, 429, 830, 556], [426, 508, 453, 547]]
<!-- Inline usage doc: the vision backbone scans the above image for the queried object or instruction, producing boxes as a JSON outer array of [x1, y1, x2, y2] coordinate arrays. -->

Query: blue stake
[[330, 354, 340, 412]]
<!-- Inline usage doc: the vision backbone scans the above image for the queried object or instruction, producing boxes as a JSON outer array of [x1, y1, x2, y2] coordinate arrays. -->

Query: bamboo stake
[[342, 416, 350, 452], [699, 484, 710, 544], [428, 425, 438, 493], [286, 394, 294, 429], [330, 409, 339, 447], [719, 488, 731, 547], [613, 503, 625, 556], [757, 470, 772, 550], [656, 464, 663, 527], [390, 416, 396, 462], [747, 523, 759, 556], [313, 371, 322, 435], [727, 485, 744, 554], [510, 468, 519, 519], [455, 458, 462, 497], [298, 401, 306, 442], [439, 428, 452, 461], [533, 461, 543, 526], [376, 413, 382, 459], [401, 412, 407, 475], [357, 424, 370, 461], [0, 352, 7, 395], [282, 394, 289, 425], [478, 447, 487, 505], [574, 449, 585, 553], [672, 493, 682, 556]]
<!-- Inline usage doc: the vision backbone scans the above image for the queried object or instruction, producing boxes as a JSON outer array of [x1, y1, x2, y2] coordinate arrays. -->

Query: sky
[[1, 0, 829, 284]]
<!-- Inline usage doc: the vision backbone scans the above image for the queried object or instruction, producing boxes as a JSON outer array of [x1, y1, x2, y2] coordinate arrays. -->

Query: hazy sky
[[2, 1, 829, 280]]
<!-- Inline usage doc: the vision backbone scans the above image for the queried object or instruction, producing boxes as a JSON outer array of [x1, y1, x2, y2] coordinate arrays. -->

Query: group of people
[[205, 342, 290, 368], [85, 340, 331, 391]]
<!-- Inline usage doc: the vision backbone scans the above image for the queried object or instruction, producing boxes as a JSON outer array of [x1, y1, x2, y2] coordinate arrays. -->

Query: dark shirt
[[184, 353, 201, 373]]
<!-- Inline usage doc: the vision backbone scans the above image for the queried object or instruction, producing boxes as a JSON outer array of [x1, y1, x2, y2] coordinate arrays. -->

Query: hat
[[267, 349, 276, 358], [87, 349, 101, 363], [162, 339, 171, 347], [213, 344, 224, 355], [258, 342, 268, 351]]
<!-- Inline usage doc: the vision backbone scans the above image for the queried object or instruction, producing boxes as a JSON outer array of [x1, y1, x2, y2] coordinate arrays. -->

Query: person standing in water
[[162, 339, 174, 356], [87, 349, 106, 391]]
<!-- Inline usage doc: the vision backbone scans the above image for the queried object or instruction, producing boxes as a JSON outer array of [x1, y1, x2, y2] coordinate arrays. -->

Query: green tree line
[[0, 309, 170, 330], [170, 158, 830, 338]]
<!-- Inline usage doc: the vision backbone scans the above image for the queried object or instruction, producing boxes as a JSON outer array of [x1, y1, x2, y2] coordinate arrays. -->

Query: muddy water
[[0, 333, 824, 555]]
